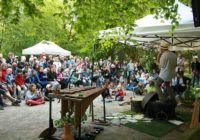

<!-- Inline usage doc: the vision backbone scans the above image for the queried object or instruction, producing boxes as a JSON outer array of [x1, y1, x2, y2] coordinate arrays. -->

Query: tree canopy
[[0, 0, 191, 59]]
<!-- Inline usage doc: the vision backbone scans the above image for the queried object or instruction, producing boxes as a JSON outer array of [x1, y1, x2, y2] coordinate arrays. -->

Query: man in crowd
[[155, 42, 177, 102]]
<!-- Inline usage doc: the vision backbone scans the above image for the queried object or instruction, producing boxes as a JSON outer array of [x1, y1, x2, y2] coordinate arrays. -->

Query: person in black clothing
[[6, 52, 14, 64], [47, 65, 60, 91], [47, 66, 57, 81], [137, 62, 144, 72], [0, 95, 4, 110], [17, 56, 26, 70], [101, 80, 112, 99], [101, 66, 110, 80], [191, 56, 200, 87], [110, 63, 117, 82]]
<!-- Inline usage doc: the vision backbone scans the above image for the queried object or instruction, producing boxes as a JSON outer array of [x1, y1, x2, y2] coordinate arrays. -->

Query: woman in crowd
[[29, 69, 42, 89], [38, 66, 48, 89], [56, 67, 68, 89]]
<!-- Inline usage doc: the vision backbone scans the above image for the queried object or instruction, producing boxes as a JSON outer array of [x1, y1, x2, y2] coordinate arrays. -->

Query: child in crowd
[[5, 68, 16, 98], [115, 82, 125, 101], [25, 84, 45, 106], [134, 82, 145, 95], [109, 81, 116, 96], [144, 77, 156, 94], [15, 69, 27, 99]]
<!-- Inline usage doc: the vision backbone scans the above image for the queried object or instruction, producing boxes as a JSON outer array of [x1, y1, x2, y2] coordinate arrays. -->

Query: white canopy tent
[[22, 40, 71, 56], [131, 1, 200, 50]]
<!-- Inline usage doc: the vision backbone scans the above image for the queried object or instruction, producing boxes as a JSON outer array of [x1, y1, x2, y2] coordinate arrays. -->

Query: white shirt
[[171, 77, 185, 86], [159, 51, 177, 81]]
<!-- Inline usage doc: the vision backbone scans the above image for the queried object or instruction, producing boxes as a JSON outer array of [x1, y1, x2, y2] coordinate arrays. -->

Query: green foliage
[[183, 87, 200, 102], [191, 87, 200, 99], [0, 0, 71, 55], [0, 0, 191, 57]]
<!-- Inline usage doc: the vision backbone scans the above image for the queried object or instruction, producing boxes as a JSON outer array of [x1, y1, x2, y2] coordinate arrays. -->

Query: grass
[[125, 120, 177, 137], [187, 129, 200, 140], [121, 110, 138, 116], [122, 109, 193, 137], [176, 108, 193, 122]]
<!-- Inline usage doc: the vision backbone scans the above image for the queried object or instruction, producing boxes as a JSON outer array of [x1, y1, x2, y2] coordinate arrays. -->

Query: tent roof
[[133, 1, 196, 35], [135, 1, 192, 28], [131, 1, 200, 49], [22, 40, 71, 56]]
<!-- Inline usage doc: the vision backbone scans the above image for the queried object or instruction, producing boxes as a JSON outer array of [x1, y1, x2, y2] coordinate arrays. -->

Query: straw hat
[[160, 41, 169, 50]]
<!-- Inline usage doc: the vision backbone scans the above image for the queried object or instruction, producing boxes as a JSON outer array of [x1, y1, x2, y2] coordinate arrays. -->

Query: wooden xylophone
[[49, 87, 106, 138]]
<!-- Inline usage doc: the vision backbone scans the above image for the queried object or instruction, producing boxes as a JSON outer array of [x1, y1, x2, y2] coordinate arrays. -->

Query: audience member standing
[[191, 56, 200, 87]]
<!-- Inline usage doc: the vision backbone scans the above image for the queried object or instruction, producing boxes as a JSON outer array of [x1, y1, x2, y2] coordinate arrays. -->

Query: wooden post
[[190, 99, 200, 128]]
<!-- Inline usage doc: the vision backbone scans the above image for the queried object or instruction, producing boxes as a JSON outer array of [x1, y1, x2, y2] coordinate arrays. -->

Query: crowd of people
[[0, 45, 198, 110]]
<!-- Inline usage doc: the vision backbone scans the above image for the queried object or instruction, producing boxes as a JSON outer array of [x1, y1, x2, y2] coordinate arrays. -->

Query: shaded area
[[187, 129, 200, 140], [124, 121, 177, 137]]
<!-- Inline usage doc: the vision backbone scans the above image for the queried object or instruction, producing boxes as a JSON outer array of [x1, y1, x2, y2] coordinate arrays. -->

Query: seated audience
[[25, 84, 45, 106], [109, 81, 116, 96], [115, 82, 125, 101], [5, 68, 16, 98], [134, 82, 145, 95], [38, 66, 48, 88], [144, 77, 156, 94], [56, 67, 68, 89], [15, 69, 27, 99], [172, 73, 187, 94], [126, 74, 138, 91], [0, 82, 21, 107], [29, 69, 42, 89], [47, 65, 60, 90]]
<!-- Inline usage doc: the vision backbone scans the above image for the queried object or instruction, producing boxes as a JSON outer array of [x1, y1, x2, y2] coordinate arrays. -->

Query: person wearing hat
[[155, 42, 177, 102], [191, 56, 200, 87], [144, 77, 156, 94]]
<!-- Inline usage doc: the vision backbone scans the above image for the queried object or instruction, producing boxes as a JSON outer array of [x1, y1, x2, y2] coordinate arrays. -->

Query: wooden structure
[[48, 87, 106, 138], [190, 99, 200, 128]]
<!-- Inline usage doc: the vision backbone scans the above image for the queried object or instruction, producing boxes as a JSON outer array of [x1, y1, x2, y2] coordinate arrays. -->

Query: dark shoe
[[0, 105, 4, 110], [12, 100, 20, 106], [15, 100, 21, 104]]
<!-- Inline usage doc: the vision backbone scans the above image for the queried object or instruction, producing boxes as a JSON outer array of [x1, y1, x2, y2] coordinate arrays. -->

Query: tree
[[0, 0, 44, 50], [0, 0, 191, 57], [0, 0, 70, 55], [60, 0, 191, 56]]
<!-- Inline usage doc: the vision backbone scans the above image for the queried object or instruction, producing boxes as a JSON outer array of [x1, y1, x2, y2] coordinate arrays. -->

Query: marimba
[[48, 86, 106, 138]]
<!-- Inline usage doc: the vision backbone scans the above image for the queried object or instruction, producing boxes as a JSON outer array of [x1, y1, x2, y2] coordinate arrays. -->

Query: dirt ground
[[0, 91, 198, 140]]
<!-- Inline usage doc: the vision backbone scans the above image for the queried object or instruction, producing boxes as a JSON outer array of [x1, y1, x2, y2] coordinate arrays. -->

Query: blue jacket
[[5, 74, 15, 85], [29, 74, 41, 84]]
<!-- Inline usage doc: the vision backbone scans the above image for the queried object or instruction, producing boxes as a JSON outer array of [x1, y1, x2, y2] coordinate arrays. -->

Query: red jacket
[[118, 89, 124, 97], [15, 74, 25, 86], [0, 69, 7, 83]]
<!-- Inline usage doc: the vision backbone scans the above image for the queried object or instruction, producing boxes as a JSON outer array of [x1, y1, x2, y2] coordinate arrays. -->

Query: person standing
[[191, 56, 200, 87], [155, 42, 177, 102]]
